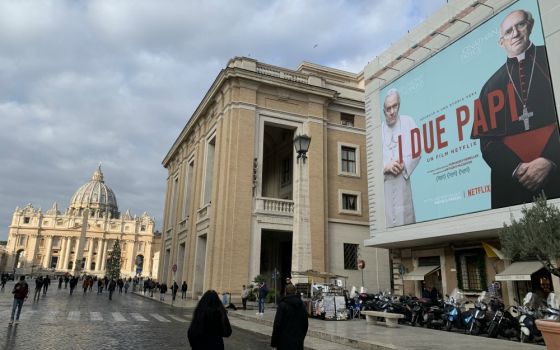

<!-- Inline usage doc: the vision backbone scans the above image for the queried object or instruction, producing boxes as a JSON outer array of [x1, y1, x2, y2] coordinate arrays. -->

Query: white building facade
[[5, 167, 157, 278], [365, 0, 560, 305]]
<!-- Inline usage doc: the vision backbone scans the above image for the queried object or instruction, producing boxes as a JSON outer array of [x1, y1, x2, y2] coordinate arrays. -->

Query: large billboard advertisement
[[380, 0, 560, 228]]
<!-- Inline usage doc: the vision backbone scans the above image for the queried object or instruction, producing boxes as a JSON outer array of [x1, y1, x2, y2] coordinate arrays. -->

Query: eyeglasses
[[501, 19, 529, 40]]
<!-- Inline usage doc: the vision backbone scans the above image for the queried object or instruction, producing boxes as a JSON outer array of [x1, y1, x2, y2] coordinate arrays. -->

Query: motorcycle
[[486, 302, 519, 340]]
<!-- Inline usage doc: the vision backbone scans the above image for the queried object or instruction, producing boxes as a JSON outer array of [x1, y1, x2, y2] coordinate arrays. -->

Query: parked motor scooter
[[467, 291, 490, 335], [518, 292, 543, 343], [423, 298, 445, 329], [443, 288, 472, 332], [542, 292, 560, 321]]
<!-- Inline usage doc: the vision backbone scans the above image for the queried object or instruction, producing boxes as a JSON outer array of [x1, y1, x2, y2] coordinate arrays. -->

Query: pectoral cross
[[519, 105, 533, 131]]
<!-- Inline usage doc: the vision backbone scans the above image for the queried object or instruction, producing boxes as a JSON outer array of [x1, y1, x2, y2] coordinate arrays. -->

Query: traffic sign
[[358, 259, 365, 270]]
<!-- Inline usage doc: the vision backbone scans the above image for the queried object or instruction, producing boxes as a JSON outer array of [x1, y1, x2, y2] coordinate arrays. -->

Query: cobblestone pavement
[[0, 281, 271, 350]]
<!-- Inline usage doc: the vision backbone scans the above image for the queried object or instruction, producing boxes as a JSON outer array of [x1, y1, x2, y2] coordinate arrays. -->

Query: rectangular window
[[23, 217, 30, 224], [183, 160, 194, 219], [168, 176, 179, 228], [343, 243, 359, 270], [18, 236, 26, 247], [141, 225, 146, 231], [342, 193, 358, 211], [281, 157, 291, 185], [341, 147, 356, 174], [203, 136, 216, 205], [456, 249, 486, 292], [50, 256, 58, 269], [341, 113, 355, 127]]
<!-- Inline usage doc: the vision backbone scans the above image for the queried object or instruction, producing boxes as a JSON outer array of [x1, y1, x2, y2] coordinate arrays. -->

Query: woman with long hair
[[188, 290, 232, 349]]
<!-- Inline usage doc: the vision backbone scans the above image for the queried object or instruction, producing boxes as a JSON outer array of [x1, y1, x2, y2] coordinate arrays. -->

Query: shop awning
[[403, 265, 440, 281], [495, 261, 544, 281]]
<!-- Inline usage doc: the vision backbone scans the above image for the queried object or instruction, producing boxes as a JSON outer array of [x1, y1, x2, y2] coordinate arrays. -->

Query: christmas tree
[[106, 239, 122, 279]]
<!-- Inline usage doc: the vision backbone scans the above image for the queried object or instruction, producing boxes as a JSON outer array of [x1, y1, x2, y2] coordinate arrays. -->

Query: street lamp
[[292, 132, 312, 284], [293, 134, 311, 163]]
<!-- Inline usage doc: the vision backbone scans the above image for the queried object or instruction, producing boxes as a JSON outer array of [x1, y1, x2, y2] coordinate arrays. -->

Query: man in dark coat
[[471, 9, 560, 208], [271, 284, 308, 350], [108, 279, 117, 300]]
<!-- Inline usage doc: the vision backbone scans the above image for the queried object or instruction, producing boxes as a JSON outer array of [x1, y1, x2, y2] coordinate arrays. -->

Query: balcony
[[255, 197, 294, 216]]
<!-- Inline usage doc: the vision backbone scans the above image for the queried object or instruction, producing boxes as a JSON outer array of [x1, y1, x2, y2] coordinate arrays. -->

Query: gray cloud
[[0, 0, 443, 239]]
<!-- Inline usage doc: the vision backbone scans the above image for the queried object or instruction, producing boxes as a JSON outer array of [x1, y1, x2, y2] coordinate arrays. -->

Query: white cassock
[[382, 115, 421, 228]]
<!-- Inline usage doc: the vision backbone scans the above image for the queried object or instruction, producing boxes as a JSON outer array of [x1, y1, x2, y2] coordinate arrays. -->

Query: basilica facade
[[5, 166, 158, 278]]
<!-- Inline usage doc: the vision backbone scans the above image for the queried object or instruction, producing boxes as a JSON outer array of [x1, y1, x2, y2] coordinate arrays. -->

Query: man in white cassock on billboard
[[382, 89, 421, 228]]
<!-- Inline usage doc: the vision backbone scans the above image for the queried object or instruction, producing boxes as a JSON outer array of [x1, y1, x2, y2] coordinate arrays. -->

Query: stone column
[[28, 234, 40, 273], [86, 238, 94, 272], [72, 210, 88, 274], [291, 135, 312, 283], [63, 238, 72, 270], [126, 240, 135, 274], [95, 239, 103, 272], [43, 236, 54, 269], [145, 242, 153, 277], [57, 237, 67, 269], [100, 240, 108, 271]]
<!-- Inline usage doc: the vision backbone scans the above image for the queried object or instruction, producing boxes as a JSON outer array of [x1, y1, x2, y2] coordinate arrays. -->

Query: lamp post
[[292, 133, 312, 284], [293, 134, 311, 163]]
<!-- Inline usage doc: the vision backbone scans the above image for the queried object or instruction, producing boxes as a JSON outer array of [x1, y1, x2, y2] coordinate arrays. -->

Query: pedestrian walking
[[188, 290, 232, 350], [159, 283, 167, 301], [64, 275, 69, 289], [69, 276, 78, 295], [97, 278, 104, 294], [271, 284, 308, 350], [1, 274, 7, 290], [241, 285, 249, 310], [257, 282, 268, 315], [42, 275, 51, 295], [33, 276, 44, 302], [83, 278, 90, 295], [9, 276, 29, 325], [181, 281, 188, 299], [172, 281, 179, 301], [124, 280, 130, 293], [58, 276, 63, 289], [117, 278, 124, 294], [284, 276, 294, 296], [108, 279, 116, 300]]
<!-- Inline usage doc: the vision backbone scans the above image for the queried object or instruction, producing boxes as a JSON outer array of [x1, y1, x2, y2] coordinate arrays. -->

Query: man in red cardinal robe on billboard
[[471, 9, 560, 209]]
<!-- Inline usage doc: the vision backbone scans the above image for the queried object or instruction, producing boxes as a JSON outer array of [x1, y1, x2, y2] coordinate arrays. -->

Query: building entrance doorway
[[260, 230, 292, 295]]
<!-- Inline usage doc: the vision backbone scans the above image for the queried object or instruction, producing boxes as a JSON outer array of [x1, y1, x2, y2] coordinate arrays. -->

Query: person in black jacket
[[188, 290, 232, 350], [271, 284, 308, 350]]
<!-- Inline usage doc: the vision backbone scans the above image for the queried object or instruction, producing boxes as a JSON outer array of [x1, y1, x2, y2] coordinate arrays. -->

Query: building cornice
[[163, 58, 346, 166]]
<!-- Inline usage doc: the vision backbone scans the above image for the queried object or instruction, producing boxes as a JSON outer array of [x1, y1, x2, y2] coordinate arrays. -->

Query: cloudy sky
[[0, 0, 444, 240]]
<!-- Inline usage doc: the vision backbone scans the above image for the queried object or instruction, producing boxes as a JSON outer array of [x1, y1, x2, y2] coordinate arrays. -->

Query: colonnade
[[32, 235, 153, 276]]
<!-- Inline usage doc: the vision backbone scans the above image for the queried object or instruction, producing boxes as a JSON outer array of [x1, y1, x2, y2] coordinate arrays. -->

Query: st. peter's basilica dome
[[69, 166, 119, 218]]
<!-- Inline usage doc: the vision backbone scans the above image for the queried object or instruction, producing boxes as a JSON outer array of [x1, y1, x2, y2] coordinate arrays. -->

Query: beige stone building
[[5, 166, 158, 278], [160, 57, 390, 298]]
